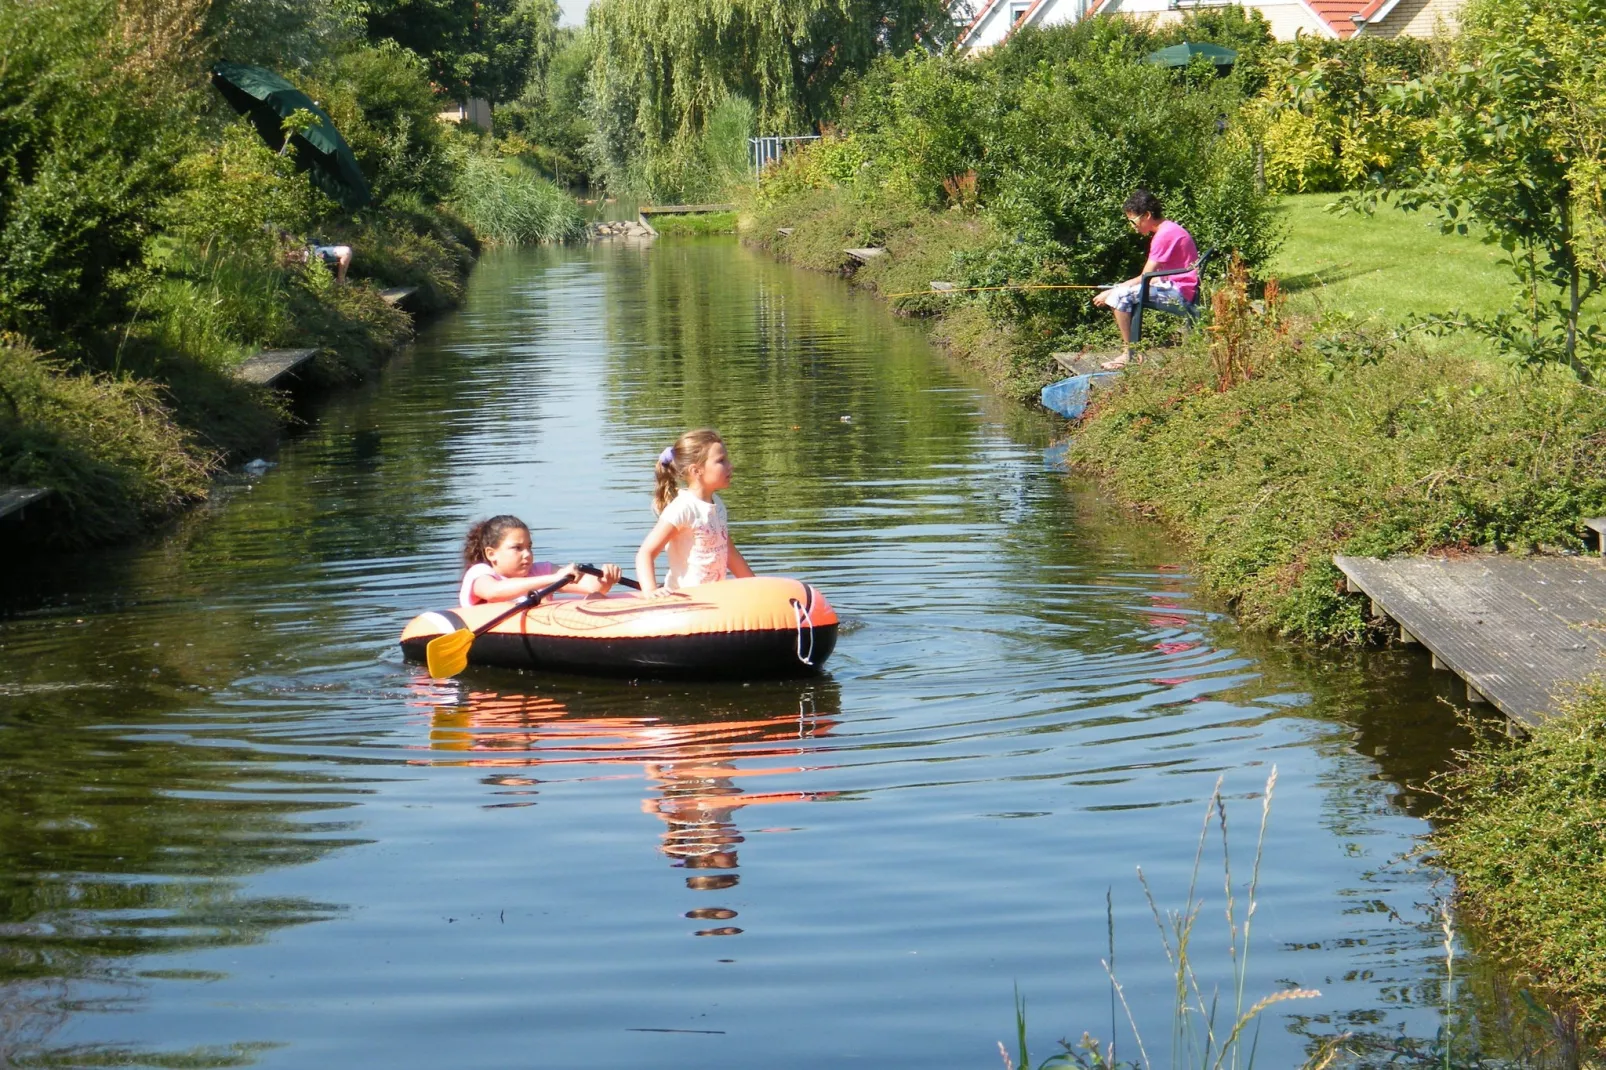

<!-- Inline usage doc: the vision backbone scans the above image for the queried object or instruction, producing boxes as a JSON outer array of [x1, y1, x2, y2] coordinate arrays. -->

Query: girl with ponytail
[[635, 429, 754, 595]]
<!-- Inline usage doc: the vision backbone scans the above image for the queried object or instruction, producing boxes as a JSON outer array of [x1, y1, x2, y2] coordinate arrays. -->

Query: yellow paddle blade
[[425, 627, 475, 679]]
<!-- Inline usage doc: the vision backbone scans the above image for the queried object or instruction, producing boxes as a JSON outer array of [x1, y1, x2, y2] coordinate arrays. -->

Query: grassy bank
[[0, 0, 596, 550], [650, 211, 739, 236], [1272, 194, 1514, 325], [1434, 687, 1606, 1038]]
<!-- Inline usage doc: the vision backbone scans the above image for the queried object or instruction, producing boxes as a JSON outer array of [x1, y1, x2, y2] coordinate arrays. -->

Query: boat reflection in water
[[408, 680, 841, 932]]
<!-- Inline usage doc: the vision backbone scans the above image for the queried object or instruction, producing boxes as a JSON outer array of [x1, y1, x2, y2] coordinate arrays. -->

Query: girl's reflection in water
[[409, 680, 839, 935]]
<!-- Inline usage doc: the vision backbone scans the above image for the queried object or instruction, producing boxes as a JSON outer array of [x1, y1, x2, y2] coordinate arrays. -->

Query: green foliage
[[0, 340, 215, 540], [584, 0, 951, 195], [1352, 0, 1606, 374], [0, 0, 196, 348], [649, 211, 739, 235], [304, 43, 458, 205], [497, 28, 596, 183], [364, 0, 559, 104], [1068, 318, 1606, 643], [765, 32, 1278, 335], [450, 153, 586, 244], [1433, 685, 1606, 1037], [1247, 37, 1439, 194]]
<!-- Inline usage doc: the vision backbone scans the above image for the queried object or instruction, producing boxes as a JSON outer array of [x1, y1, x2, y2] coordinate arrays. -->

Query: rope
[[789, 597, 815, 668], [879, 282, 1112, 299]]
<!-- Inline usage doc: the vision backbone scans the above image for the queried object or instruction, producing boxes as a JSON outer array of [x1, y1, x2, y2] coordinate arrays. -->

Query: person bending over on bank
[[1092, 189, 1199, 370]]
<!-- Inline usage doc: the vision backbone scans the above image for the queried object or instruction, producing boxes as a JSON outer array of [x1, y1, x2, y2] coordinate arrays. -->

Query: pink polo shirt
[[1149, 220, 1199, 303]]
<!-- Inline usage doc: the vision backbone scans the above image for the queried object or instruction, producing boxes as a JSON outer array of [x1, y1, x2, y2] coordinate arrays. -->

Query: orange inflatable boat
[[399, 576, 838, 679]]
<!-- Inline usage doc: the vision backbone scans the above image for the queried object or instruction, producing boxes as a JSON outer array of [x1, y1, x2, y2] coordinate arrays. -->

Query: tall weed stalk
[[1005, 769, 1335, 1070]]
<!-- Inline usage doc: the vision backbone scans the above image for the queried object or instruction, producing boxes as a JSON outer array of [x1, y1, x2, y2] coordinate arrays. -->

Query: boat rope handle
[[789, 597, 815, 667]]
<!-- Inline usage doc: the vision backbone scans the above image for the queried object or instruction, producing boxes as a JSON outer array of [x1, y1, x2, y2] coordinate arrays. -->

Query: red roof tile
[[1306, 0, 1367, 36]]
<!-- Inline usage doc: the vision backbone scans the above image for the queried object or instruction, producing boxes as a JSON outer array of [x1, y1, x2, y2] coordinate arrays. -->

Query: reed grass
[[450, 154, 586, 245], [1003, 770, 1336, 1070]]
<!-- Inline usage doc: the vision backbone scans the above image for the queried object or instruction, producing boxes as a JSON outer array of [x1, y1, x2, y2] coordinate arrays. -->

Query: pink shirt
[[1148, 220, 1199, 303], [459, 561, 558, 607]]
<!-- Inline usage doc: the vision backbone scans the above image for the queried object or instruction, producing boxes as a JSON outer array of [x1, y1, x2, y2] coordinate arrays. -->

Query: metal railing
[[748, 135, 821, 182]]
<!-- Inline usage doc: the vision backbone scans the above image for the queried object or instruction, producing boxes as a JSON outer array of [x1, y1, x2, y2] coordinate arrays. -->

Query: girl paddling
[[460, 514, 620, 607], [636, 429, 754, 596]]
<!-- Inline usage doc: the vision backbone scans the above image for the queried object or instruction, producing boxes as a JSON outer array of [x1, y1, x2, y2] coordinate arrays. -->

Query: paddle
[[575, 563, 642, 591], [425, 574, 576, 680]]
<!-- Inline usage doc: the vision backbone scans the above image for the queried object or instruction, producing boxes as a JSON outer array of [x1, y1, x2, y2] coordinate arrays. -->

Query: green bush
[[1246, 37, 1440, 193], [1069, 316, 1606, 642], [0, 0, 195, 348], [0, 340, 215, 539], [450, 152, 586, 243], [1433, 685, 1606, 1035], [307, 43, 459, 205]]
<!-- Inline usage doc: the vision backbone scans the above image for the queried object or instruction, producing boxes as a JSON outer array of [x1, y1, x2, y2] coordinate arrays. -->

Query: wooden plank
[[1586, 516, 1606, 558], [1053, 351, 1125, 377], [929, 281, 956, 291], [0, 485, 50, 521], [776, 227, 795, 236], [638, 203, 736, 215], [1334, 554, 1606, 730], [380, 286, 417, 308], [235, 348, 316, 387], [844, 247, 885, 263]]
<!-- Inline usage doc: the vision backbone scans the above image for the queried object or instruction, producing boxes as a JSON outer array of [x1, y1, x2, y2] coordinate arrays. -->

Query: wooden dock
[[844, 247, 885, 264], [1335, 553, 1606, 731], [234, 348, 316, 387], [638, 203, 736, 215], [0, 485, 50, 522], [380, 286, 417, 308]]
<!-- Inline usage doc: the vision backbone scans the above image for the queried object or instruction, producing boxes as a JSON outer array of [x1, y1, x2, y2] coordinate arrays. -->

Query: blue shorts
[[1101, 279, 1192, 316]]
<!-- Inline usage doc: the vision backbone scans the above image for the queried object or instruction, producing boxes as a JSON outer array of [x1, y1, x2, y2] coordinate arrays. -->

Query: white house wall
[[1097, 0, 1334, 37]]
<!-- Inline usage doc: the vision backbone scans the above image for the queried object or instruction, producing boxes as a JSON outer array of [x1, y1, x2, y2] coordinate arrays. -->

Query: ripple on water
[[0, 242, 1476, 1069]]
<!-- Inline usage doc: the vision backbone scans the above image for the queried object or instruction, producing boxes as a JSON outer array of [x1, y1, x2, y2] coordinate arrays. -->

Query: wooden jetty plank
[[0, 485, 50, 521], [1335, 554, 1606, 730], [380, 286, 417, 308], [638, 203, 736, 215], [1053, 352, 1125, 376], [844, 247, 885, 263], [776, 227, 795, 236], [235, 348, 317, 387]]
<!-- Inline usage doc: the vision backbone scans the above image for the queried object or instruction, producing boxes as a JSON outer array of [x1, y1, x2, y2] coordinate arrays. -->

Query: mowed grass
[[1269, 192, 1514, 324]]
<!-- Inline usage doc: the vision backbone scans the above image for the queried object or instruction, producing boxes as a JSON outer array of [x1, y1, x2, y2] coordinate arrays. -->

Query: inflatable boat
[[400, 576, 837, 680]]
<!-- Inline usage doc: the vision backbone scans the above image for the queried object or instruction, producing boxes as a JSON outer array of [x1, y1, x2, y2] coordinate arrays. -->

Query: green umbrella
[[1143, 42, 1239, 69], [210, 61, 372, 212]]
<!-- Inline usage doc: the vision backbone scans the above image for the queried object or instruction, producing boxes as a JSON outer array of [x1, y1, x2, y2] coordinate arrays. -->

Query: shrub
[[450, 152, 586, 244], [1434, 685, 1606, 1036], [0, 340, 215, 539], [1070, 320, 1606, 642], [305, 43, 458, 205], [0, 0, 196, 348]]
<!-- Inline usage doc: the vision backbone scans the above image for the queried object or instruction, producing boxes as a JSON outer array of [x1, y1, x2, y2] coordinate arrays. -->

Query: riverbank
[[741, 191, 1606, 645]]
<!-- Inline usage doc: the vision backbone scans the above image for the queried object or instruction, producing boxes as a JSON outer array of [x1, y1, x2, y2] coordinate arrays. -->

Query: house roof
[[1305, 0, 1369, 36]]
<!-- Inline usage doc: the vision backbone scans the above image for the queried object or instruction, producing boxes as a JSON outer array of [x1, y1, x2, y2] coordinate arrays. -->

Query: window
[[1010, 1, 1032, 23]]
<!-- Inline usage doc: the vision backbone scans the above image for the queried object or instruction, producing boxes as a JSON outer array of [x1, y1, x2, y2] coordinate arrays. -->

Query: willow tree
[[585, 0, 950, 193]]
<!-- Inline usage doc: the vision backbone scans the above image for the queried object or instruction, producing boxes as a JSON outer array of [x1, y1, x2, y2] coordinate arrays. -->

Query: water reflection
[[414, 681, 840, 927], [0, 242, 1502, 1068]]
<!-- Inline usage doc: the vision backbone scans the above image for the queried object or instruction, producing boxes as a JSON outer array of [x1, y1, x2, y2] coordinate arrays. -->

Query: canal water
[[1, 240, 1480, 1067]]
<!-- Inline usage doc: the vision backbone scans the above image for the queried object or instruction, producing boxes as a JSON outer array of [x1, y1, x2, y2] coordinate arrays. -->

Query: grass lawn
[[1269, 192, 1516, 325]]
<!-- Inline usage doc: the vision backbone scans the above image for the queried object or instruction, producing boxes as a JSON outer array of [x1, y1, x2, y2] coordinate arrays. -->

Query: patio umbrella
[[210, 61, 371, 212], [1143, 42, 1239, 69]]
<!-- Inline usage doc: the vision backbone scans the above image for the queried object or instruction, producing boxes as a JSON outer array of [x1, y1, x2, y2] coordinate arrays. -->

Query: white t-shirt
[[659, 490, 729, 590], [459, 560, 557, 607]]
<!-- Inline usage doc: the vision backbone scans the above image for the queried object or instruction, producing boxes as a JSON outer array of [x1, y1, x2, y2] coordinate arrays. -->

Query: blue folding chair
[[1129, 247, 1216, 344]]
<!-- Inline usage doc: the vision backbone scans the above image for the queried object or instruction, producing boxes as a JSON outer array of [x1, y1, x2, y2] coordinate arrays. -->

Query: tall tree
[[585, 0, 951, 145], [365, 0, 559, 104]]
